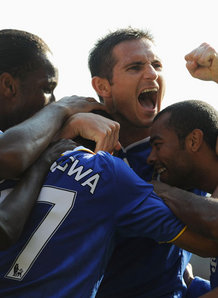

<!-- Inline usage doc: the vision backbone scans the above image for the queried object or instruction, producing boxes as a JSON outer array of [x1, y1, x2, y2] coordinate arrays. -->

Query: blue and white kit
[[97, 138, 193, 298], [0, 146, 185, 298]]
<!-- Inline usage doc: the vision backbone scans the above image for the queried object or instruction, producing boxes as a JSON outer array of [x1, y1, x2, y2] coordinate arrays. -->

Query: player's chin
[[139, 117, 154, 128], [141, 111, 157, 124], [159, 172, 171, 185]]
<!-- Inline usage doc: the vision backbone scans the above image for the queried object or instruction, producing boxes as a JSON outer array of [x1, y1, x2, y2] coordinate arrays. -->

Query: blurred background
[[2, 0, 217, 111]]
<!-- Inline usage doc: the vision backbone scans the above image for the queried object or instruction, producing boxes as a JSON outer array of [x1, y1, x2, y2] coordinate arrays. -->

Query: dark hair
[[88, 27, 154, 84], [0, 29, 52, 79], [154, 100, 218, 150]]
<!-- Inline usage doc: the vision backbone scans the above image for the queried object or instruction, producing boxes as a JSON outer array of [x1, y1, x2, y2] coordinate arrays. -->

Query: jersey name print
[[50, 154, 100, 194], [0, 147, 185, 298]]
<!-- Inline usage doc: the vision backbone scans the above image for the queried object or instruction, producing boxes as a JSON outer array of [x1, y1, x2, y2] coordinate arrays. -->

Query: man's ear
[[91, 76, 111, 98], [0, 73, 16, 97], [185, 129, 204, 152]]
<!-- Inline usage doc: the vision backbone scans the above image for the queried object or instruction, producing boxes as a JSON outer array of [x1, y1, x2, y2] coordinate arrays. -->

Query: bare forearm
[[0, 162, 49, 249], [166, 191, 218, 238], [173, 227, 218, 257], [0, 103, 67, 179], [200, 287, 218, 297], [0, 96, 106, 179], [153, 181, 218, 240], [0, 139, 76, 250]]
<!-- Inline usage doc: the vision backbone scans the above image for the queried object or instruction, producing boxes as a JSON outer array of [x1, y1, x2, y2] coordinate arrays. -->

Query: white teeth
[[141, 88, 158, 93], [157, 167, 166, 174]]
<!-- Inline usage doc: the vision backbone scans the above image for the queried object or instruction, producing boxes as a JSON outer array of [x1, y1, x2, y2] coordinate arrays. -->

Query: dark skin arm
[[0, 95, 107, 179], [172, 227, 218, 258], [153, 180, 218, 241], [0, 139, 77, 250], [199, 287, 218, 297]]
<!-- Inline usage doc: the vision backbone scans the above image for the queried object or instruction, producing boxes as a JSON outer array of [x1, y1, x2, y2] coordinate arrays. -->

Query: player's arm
[[57, 112, 121, 154], [153, 180, 218, 240], [111, 159, 218, 257], [0, 139, 77, 250], [185, 43, 218, 83], [0, 95, 117, 179], [171, 227, 218, 257], [199, 287, 218, 297]]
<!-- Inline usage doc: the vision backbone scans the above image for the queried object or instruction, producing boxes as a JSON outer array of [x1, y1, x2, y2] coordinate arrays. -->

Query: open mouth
[[154, 165, 167, 177], [138, 88, 158, 110], [157, 167, 166, 175]]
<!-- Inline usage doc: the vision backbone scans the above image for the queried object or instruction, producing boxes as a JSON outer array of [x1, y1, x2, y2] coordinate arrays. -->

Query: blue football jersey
[[97, 138, 192, 298], [0, 147, 185, 298]]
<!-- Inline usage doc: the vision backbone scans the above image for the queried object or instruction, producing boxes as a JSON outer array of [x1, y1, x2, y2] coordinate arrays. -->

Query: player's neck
[[119, 125, 151, 147], [206, 160, 218, 194], [193, 156, 218, 194]]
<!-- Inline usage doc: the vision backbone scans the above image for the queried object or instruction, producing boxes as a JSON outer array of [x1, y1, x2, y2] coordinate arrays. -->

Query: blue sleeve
[[48, 150, 186, 244], [108, 155, 186, 243], [186, 276, 211, 298]]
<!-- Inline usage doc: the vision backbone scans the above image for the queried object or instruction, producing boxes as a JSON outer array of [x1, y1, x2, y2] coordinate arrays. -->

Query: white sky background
[[1, 0, 217, 109]]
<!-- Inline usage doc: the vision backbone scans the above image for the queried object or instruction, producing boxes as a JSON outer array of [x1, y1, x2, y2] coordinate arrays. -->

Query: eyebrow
[[125, 57, 162, 68], [125, 61, 145, 68]]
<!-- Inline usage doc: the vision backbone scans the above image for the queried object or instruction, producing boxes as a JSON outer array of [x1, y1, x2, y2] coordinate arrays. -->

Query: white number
[[5, 186, 76, 281]]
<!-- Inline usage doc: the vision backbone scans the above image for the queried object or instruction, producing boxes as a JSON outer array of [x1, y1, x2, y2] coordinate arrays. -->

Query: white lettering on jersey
[[5, 187, 76, 281], [68, 156, 93, 180], [53, 163, 68, 173], [81, 174, 100, 194], [50, 155, 100, 194]]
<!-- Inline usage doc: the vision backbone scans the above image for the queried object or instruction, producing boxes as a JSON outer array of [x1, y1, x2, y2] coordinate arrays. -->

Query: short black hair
[[88, 27, 154, 83], [154, 100, 218, 150], [0, 29, 52, 79]]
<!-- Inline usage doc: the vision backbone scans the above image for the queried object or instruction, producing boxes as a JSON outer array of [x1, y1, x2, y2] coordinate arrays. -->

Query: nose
[[143, 64, 158, 81], [147, 149, 156, 165]]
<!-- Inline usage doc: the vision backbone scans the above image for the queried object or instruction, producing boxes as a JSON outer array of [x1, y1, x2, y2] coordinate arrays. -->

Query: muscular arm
[[199, 287, 218, 297], [153, 181, 218, 240], [0, 95, 111, 179], [172, 227, 218, 258], [0, 139, 76, 250]]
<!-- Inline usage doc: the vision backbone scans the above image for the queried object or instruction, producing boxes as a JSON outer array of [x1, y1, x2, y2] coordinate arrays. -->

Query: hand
[[57, 112, 121, 154], [185, 43, 218, 82], [34, 139, 78, 171], [56, 95, 107, 117], [151, 180, 173, 197]]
